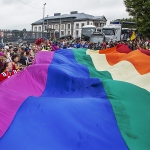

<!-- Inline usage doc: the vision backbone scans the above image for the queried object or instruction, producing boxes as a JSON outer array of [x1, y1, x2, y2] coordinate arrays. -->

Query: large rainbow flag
[[0, 47, 150, 150]]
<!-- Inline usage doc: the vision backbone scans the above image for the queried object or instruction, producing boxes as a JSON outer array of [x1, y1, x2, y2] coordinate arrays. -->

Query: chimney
[[54, 13, 61, 16], [70, 11, 78, 14]]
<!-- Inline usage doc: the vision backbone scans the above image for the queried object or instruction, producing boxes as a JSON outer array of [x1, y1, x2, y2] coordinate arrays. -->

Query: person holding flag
[[130, 31, 136, 41]]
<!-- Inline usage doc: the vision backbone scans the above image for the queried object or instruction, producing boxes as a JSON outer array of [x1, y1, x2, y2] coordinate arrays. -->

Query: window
[[81, 23, 85, 27], [61, 31, 64, 36], [76, 23, 79, 29], [61, 24, 64, 30], [38, 26, 41, 31], [44, 26, 47, 31], [76, 30, 79, 37], [34, 27, 37, 31], [68, 24, 70, 29], [91, 23, 93, 25], [101, 23, 105, 27], [49, 25, 53, 29], [68, 31, 70, 35], [55, 25, 58, 30], [95, 23, 98, 27], [82, 28, 96, 34], [102, 29, 115, 35]]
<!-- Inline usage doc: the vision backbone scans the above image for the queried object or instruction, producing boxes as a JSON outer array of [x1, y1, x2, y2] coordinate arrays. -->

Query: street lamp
[[47, 15, 49, 28], [42, 3, 46, 38]]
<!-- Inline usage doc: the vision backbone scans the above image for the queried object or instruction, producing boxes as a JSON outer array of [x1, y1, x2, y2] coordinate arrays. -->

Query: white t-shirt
[[6, 52, 12, 62], [4, 45, 9, 50]]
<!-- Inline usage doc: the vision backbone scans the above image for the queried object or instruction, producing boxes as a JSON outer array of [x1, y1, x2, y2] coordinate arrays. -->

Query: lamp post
[[42, 3, 46, 38], [47, 15, 49, 27]]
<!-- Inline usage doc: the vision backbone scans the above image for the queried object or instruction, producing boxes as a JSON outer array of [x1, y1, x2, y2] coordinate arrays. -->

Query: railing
[[0, 30, 49, 43]]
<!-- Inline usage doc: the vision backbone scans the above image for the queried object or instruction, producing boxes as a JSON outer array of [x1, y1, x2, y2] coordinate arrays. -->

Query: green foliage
[[124, 0, 150, 37], [12, 30, 23, 37]]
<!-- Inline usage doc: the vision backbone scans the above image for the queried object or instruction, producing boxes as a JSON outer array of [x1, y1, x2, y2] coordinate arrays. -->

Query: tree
[[12, 30, 24, 38], [124, 0, 150, 38]]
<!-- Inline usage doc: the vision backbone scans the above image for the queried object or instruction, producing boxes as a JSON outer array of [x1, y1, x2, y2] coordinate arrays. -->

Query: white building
[[31, 11, 107, 39]]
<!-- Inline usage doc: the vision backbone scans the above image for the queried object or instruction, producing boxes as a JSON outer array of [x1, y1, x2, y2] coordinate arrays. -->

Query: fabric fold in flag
[[0, 48, 150, 150], [0, 51, 54, 138], [74, 48, 150, 150]]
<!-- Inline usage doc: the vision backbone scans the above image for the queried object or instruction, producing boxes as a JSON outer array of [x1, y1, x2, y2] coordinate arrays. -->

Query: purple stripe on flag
[[0, 51, 54, 138]]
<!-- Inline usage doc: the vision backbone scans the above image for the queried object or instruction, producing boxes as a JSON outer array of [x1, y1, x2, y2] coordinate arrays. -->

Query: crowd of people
[[0, 36, 150, 82], [52, 37, 150, 50], [0, 44, 34, 82]]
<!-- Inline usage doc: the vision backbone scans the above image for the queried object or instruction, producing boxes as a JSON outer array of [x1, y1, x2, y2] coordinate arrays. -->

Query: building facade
[[31, 11, 107, 39]]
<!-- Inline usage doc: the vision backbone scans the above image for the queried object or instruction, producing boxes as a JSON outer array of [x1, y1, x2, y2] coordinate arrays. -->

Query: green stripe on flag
[[73, 48, 150, 150]]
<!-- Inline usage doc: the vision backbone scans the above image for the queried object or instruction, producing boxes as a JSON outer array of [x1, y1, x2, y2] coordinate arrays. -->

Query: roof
[[122, 21, 136, 25], [32, 19, 44, 25], [111, 20, 136, 25], [82, 25, 96, 28], [32, 13, 107, 25], [103, 24, 122, 29]]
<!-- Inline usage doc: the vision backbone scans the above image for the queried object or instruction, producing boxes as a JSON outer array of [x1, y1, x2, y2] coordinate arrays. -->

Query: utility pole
[[42, 3, 46, 38], [47, 15, 49, 28]]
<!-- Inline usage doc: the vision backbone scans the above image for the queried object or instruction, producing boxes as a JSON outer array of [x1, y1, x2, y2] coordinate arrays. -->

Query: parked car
[[90, 32, 105, 44]]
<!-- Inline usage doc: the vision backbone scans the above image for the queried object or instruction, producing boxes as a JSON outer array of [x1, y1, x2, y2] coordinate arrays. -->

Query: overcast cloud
[[0, 0, 130, 30]]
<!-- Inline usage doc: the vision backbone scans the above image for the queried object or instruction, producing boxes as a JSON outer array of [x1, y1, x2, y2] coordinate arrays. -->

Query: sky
[[0, 0, 130, 31]]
